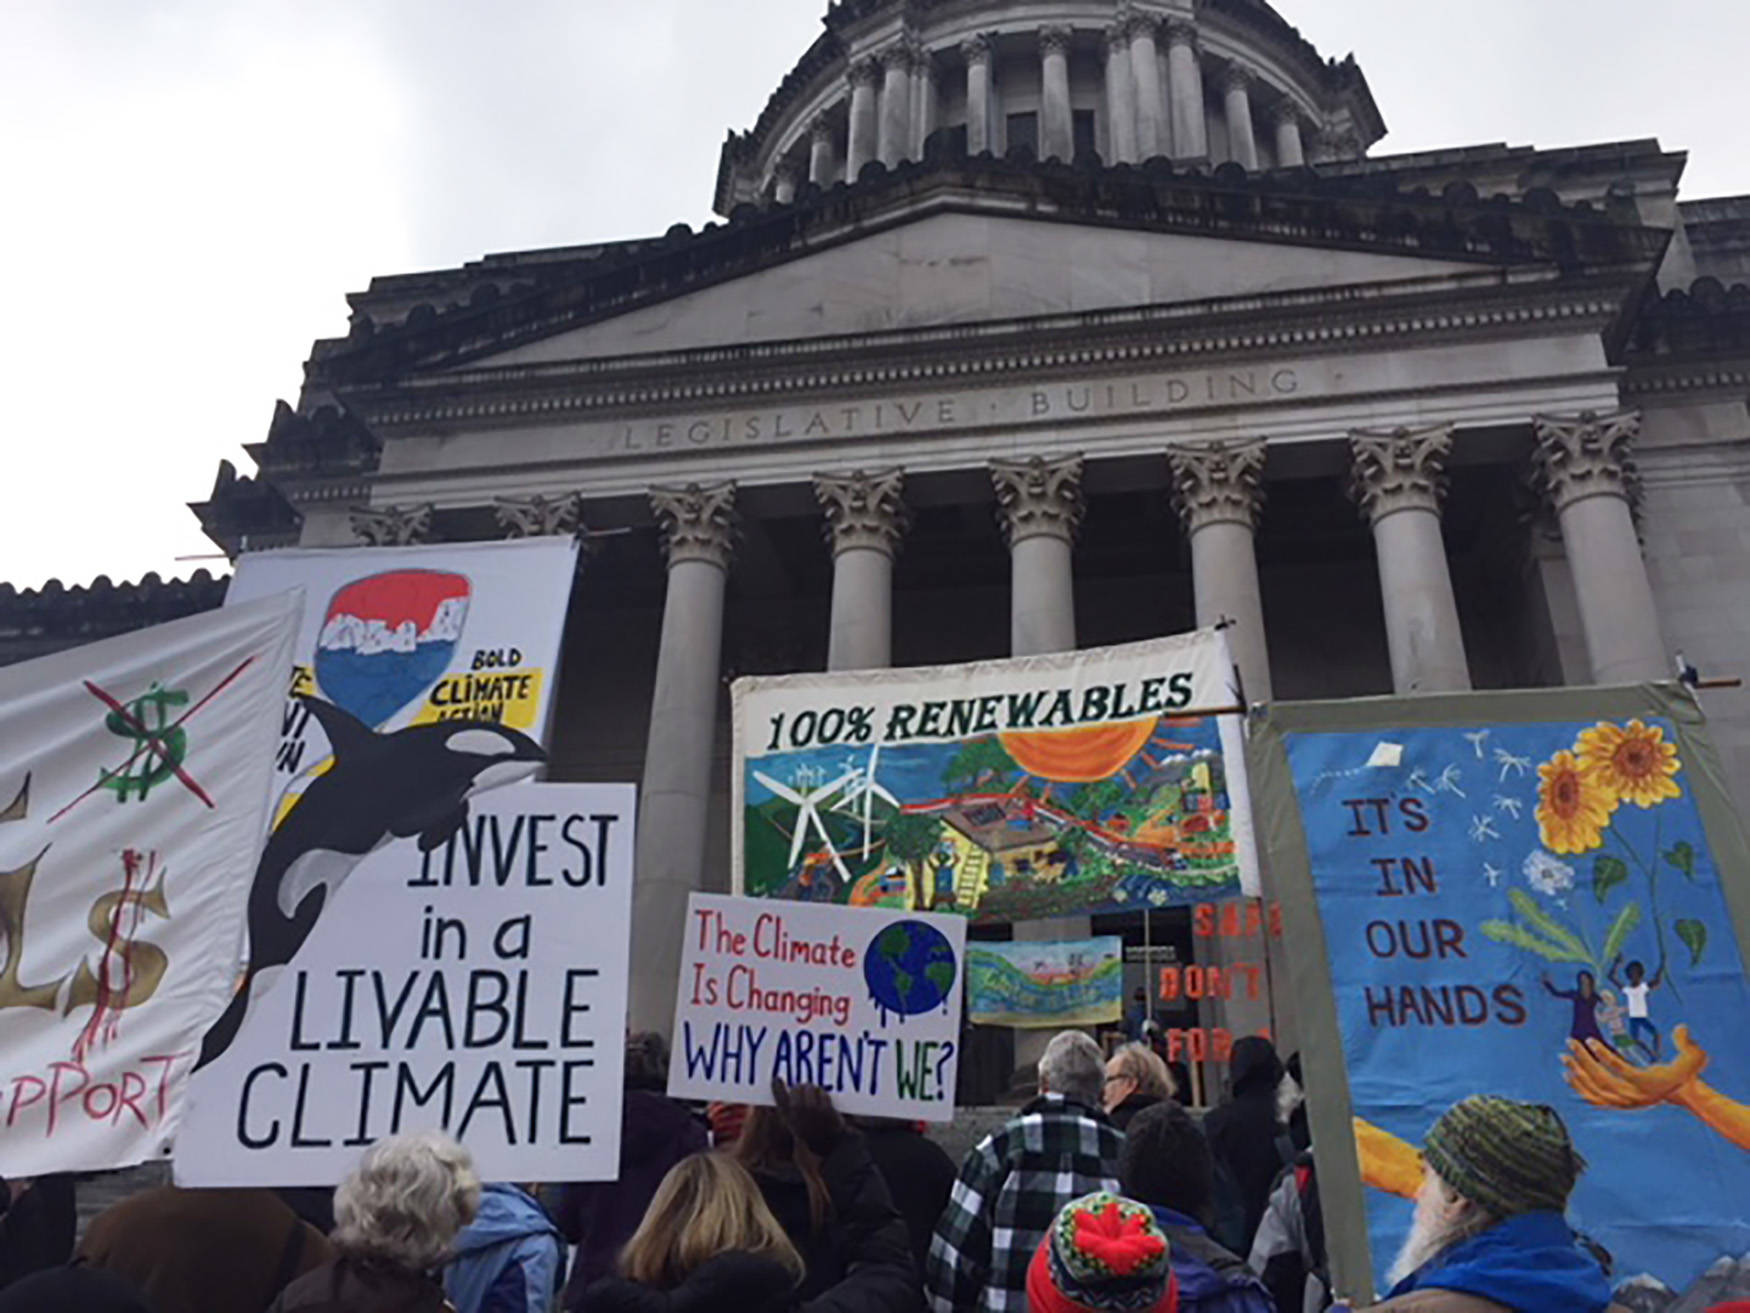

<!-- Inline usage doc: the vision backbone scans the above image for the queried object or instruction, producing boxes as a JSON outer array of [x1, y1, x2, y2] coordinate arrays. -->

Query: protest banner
[[733, 630, 1258, 923], [1252, 686, 1750, 1299], [177, 782, 635, 1186], [0, 592, 299, 1175], [202, 538, 578, 1066], [669, 894, 966, 1120], [966, 937, 1123, 1028]]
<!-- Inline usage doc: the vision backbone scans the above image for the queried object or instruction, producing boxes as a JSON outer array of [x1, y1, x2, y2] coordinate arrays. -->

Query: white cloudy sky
[[2, 0, 1744, 591]]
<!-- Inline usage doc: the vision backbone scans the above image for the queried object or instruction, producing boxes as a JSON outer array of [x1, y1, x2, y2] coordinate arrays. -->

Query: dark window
[[945, 123, 969, 156], [1005, 112, 1038, 156], [1073, 109, 1097, 160]]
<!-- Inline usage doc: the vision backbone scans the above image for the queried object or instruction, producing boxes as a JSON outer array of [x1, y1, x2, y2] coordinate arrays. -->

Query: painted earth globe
[[864, 920, 958, 1017]]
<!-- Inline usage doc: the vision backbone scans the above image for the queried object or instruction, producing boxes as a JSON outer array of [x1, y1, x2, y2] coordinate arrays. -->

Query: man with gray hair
[[925, 1031, 1123, 1312]]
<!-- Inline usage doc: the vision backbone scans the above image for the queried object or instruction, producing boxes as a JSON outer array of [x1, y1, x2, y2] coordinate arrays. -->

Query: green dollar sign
[[99, 685, 190, 803]]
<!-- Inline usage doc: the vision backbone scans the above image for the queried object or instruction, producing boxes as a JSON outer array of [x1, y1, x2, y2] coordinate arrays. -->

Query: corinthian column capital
[[495, 492, 583, 539], [350, 503, 433, 546], [814, 468, 908, 558], [1349, 424, 1455, 524], [991, 454, 1085, 545], [849, 56, 883, 89], [1167, 439, 1267, 533], [650, 481, 737, 569], [960, 32, 994, 66], [1532, 410, 1644, 514], [1039, 25, 1074, 56], [1164, 18, 1199, 50]]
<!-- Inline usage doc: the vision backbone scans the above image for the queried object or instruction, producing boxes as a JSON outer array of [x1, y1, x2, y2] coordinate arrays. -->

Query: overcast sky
[[3, 0, 1745, 591]]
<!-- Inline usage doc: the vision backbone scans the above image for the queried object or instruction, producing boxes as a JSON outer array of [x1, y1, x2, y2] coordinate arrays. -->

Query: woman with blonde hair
[[584, 1082, 917, 1313], [579, 1153, 805, 1312], [1104, 1042, 1176, 1131], [271, 1130, 481, 1312]]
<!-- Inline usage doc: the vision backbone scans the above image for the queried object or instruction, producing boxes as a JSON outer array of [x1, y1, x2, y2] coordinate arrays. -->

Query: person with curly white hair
[[270, 1130, 482, 1312]]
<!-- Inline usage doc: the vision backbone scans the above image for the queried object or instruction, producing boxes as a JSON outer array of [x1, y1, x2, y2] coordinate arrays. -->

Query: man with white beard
[[1371, 1096, 1614, 1313]]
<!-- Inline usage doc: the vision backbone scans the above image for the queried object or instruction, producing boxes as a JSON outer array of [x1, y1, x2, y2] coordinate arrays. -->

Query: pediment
[[467, 212, 1481, 367]]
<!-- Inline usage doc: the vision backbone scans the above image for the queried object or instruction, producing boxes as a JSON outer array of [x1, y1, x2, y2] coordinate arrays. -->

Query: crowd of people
[[0, 1030, 1681, 1313]]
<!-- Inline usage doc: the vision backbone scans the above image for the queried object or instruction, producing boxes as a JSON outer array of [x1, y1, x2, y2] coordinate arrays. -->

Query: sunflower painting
[[1487, 720, 1705, 1025], [1535, 749, 1617, 855], [1577, 718, 1682, 810]]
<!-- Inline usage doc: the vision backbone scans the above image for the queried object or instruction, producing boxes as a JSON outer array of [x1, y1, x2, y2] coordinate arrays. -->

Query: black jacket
[[0, 1176, 75, 1290], [1203, 1039, 1289, 1255], [749, 1130, 919, 1313], [857, 1123, 957, 1273], [0, 1265, 155, 1313], [1108, 1092, 1164, 1133], [580, 1253, 798, 1313]]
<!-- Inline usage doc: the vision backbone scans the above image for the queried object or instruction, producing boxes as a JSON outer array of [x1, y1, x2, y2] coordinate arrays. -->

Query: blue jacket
[[1149, 1207, 1274, 1313], [444, 1184, 565, 1313], [1385, 1212, 1611, 1313]]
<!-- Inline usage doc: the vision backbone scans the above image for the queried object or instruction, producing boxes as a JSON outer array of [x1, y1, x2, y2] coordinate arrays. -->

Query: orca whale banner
[[733, 630, 1259, 922], [194, 538, 579, 1071], [0, 592, 299, 1175], [177, 782, 635, 1186]]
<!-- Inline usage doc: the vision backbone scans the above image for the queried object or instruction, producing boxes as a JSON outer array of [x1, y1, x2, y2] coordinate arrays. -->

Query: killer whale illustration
[[196, 694, 545, 1068]]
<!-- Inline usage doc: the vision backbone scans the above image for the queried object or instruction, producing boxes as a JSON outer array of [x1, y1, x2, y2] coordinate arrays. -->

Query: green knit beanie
[[1423, 1096, 1586, 1218]]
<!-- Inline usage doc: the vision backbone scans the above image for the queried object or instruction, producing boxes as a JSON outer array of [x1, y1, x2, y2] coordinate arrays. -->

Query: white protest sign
[[176, 782, 635, 1186], [0, 592, 299, 1176], [669, 894, 966, 1121]]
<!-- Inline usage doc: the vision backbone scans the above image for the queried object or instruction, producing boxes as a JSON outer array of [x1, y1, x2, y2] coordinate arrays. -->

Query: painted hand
[[1354, 1117, 1423, 1200], [1562, 1024, 1708, 1110]]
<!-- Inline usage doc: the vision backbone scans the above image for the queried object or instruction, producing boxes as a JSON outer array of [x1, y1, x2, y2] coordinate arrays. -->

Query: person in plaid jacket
[[925, 1032, 1123, 1313]]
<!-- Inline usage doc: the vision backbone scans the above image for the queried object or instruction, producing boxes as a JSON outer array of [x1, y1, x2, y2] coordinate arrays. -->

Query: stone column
[[1167, 440, 1272, 701], [991, 454, 1084, 657], [1165, 444, 1279, 1056], [992, 454, 1086, 1076], [1222, 65, 1258, 170], [878, 44, 913, 168], [808, 113, 835, 186], [846, 57, 881, 178], [1272, 105, 1305, 168], [815, 469, 908, 671], [1166, 21, 1209, 159], [962, 35, 993, 155], [1039, 26, 1074, 162], [912, 49, 936, 156], [1104, 24, 1137, 164], [1127, 14, 1166, 159], [1349, 426, 1473, 694], [1532, 411, 1668, 684], [633, 482, 736, 1034], [772, 159, 799, 205]]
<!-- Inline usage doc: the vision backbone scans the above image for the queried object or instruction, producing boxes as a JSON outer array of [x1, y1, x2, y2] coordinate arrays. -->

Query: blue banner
[[1285, 716, 1750, 1291]]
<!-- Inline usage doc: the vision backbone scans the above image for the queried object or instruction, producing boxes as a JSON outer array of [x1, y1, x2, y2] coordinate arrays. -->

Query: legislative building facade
[[9, 0, 1750, 1095]]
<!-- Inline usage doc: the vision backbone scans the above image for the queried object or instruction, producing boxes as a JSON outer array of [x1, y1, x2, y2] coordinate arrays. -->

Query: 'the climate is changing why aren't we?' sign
[[669, 894, 966, 1121]]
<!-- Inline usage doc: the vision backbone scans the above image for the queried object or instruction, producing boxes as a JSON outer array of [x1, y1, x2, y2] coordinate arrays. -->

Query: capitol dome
[[715, 0, 1384, 213]]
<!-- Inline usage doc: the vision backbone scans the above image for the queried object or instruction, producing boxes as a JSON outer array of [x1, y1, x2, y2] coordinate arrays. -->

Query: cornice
[[314, 154, 1667, 391], [343, 271, 1636, 433]]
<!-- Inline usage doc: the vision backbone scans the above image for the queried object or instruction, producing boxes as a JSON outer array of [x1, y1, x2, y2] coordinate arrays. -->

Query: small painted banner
[[966, 937, 1124, 1028]]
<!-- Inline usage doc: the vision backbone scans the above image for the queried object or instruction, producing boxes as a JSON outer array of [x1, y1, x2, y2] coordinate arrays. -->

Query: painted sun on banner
[[732, 631, 1259, 923]]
